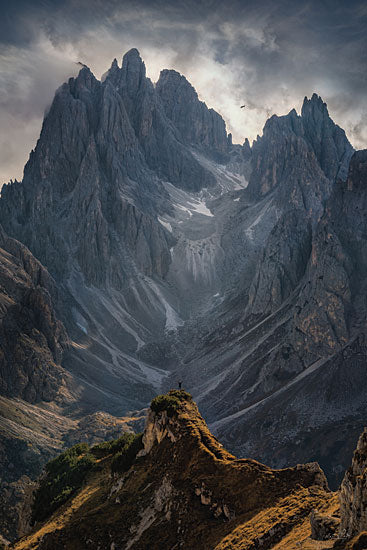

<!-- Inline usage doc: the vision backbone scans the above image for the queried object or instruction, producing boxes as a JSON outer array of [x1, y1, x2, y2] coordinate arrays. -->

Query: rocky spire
[[156, 68, 228, 155], [340, 428, 367, 537], [121, 48, 146, 98], [301, 93, 354, 182], [301, 93, 329, 118]]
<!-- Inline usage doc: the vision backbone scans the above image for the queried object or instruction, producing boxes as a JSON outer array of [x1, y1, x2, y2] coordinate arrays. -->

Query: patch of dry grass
[[13, 395, 336, 550]]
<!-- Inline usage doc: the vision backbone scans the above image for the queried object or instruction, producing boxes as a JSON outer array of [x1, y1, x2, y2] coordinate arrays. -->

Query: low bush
[[111, 433, 143, 473], [167, 390, 192, 402], [91, 433, 138, 458], [32, 443, 96, 523], [150, 390, 192, 417]]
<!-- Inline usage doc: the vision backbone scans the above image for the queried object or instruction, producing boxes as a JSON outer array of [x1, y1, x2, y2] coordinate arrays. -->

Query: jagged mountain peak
[[261, 107, 301, 137], [121, 47, 146, 94], [156, 66, 228, 155], [63, 64, 99, 104], [300, 92, 353, 181], [248, 90, 353, 200], [158, 68, 198, 99], [301, 92, 329, 118], [122, 46, 142, 62]]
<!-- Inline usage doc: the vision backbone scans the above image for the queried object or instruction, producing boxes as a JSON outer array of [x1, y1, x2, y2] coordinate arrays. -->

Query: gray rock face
[[0, 226, 67, 402], [301, 93, 353, 182], [291, 150, 367, 363], [248, 97, 353, 200], [196, 152, 367, 490], [106, 49, 216, 191], [0, 229, 71, 542], [340, 428, 367, 537], [156, 69, 228, 157], [0, 61, 174, 287]]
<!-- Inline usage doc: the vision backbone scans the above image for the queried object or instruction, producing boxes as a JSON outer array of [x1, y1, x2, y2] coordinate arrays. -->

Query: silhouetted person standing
[[178, 381, 182, 390]]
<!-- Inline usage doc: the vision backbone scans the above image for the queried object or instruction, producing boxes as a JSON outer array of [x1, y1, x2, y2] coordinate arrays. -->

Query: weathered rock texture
[[310, 508, 339, 540], [340, 428, 367, 538], [13, 393, 334, 550], [0, 229, 70, 542], [0, 226, 68, 402], [156, 69, 229, 157]]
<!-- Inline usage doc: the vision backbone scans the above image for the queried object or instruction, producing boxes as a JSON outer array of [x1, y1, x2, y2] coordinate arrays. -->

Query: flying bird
[[240, 105, 246, 109]]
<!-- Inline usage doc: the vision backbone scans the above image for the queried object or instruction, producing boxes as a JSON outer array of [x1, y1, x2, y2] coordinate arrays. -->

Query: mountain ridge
[[12, 391, 336, 550], [0, 47, 365, 542]]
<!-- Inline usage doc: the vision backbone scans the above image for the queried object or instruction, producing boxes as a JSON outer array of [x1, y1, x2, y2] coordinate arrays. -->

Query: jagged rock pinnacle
[[121, 48, 146, 96], [302, 92, 329, 118]]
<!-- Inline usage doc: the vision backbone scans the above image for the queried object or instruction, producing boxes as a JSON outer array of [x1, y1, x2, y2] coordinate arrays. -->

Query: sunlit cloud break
[[0, 0, 366, 184]]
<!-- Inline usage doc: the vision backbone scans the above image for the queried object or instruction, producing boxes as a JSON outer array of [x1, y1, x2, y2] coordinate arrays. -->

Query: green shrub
[[91, 432, 138, 458], [111, 433, 143, 474], [32, 443, 96, 523], [167, 390, 192, 402], [150, 390, 192, 417]]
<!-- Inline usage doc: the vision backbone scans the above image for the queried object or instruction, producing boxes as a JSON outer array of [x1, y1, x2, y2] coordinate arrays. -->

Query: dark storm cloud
[[0, 0, 366, 183]]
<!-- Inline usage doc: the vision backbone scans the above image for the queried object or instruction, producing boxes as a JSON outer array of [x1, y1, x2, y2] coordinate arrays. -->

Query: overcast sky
[[0, 0, 366, 184]]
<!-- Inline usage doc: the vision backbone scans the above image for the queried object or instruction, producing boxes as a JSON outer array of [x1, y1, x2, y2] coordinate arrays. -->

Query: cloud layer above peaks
[[0, 0, 366, 183]]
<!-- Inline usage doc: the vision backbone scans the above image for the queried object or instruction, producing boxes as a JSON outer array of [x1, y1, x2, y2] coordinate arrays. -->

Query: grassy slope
[[13, 393, 337, 550]]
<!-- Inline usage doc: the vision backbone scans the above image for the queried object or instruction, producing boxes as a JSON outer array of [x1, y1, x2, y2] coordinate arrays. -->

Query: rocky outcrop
[[138, 409, 177, 456], [301, 93, 353, 182], [13, 393, 334, 550], [310, 509, 339, 540], [340, 428, 367, 538], [156, 69, 228, 157], [0, 476, 36, 544], [0, 227, 67, 402]]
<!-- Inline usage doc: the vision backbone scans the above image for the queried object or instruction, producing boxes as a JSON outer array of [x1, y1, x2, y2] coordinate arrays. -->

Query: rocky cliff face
[[156, 69, 229, 157], [13, 393, 334, 550], [0, 226, 68, 402], [192, 151, 366, 489], [0, 228, 70, 542], [248, 94, 353, 200], [340, 428, 367, 538], [0, 56, 175, 287], [105, 49, 217, 191]]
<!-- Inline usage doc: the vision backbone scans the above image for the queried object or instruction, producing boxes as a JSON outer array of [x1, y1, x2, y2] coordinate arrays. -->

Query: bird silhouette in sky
[[240, 105, 246, 108]]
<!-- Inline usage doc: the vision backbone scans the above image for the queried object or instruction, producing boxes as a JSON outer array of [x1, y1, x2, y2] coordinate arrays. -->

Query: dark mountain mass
[[156, 68, 229, 157], [0, 47, 365, 542], [0, 226, 67, 403]]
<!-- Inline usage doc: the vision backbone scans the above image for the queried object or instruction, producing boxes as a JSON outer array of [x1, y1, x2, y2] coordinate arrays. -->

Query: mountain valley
[[0, 47, 367, 544]]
